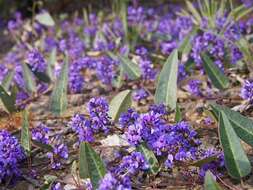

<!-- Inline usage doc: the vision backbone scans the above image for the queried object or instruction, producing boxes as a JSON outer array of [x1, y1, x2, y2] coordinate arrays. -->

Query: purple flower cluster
[[51, 182, 62, 190], [95, 56, 118, 85], [149, 103, 168, 115], [47, 142, 69, 169], [158, 16, 193, 54], [241, 80, 253, 102], [119, 106, 202, 169], [69, 61, 85, 93], [31, 123, 50, 144], [119, 108, 139, 128], [132, 88, 149, 102], [198, 149, 225, 178], [69, 114, 94, 143], [190, 15, 243, 72], [98, 151, 149, 189], [7, 12, 23, 33], [69, 97, 111, 142], [0, 130, 25, 183], [187, 79, 202, 96], [26, 49, 47, 72], [88, 97, 111, 133]]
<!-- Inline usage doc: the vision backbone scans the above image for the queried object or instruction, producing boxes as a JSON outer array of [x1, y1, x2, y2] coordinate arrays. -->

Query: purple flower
[[199, 149, 225, 178], [87, 97, 111, 133], [165, 154, 174, 169], [0, 130, 25, 183], [161, 41, 177, 55], [119, 108, 139, 128], [241, 80, 253, 102], [27, 49, 46, 72], [132, 88, 149, 101], [88, 97, 109, 116], [139, 58, 157, 80], [95, 56, 118, 85], [15, 91, 29, 109], [32, 123, 50, 144], [135, 46, 148, 56], [47, 142, 68, 169], [98, 172, 118, 190], [99, 151, 148, 189], [178, 64, 188, 81], [69, 114, 94, 143], [119, 152, 149, 175], [241, 0, 253, 7], [125, 124, 143, 146], [51, 182, 62, 190], [149, 104, 168, 115], [69, 71, 85, 93], [187, 79, 202, 96], [230, 45, 243, 64]]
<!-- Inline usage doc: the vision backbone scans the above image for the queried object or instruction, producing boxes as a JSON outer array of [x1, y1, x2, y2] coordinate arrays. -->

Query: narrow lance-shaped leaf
[[178, 27, 197, 58], [202, 54, 229, 89], [1, 70, 14, 91], [22, 63, 37, 93], [175, 104, 182, 122], [79, 142, 106, 189], [191, 154, 218, 167], [119, 55, 141, 80], [47, 48, 57, 80], [109, 89, 132, 122], [204, 170, 223, 190], [0, 85, 17, 113], [49, 55, 69, 116], [210, 103, 253, 147], [186, 0, 202, 24], [27, 64, 51, 83], [137, 143, 160, 175], [35, 12, 55, 27], [155, 49, 178, 110], [219, 111, 251, 179], [32, 140, 53, 152], [21, 110, 31, 155]]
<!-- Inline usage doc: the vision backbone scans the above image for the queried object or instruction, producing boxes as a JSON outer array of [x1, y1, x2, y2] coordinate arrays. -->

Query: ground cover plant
[[0, 0, 253, 189]]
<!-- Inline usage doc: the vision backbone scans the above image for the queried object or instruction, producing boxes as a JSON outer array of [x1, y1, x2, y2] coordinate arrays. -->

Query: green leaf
[[71, 160, 78, 176], [44, 175, 57, 183], [210, 103, 253, 147], [204, 170, 223, 190], [0, 85, 17, 113], [112, 65, 124, 88], [47, 48, 57, 80], [1, 70, 14, 91], [119, 56, 141, 80], [79, 142, 106, 188], [186, 0, 202, 24], [191, 154, 218, 167], [175, 104, 182, 122], [21, 110, 31, 155], [219, 111, 251, 179], [154, 49, 178, 110], [178, 27, 197, 58], [49, 56, 69, 116], [27, 64, 51, 83], [109, 89, 132, 122], [137, 143, 160, 175], [202, 54, 229, 89], [32, 140, 53, 152], [41, 174, 58, 190], [22, 63, 36, 93], [35, 12, 55, 27], [234, 6, 253, 21]]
